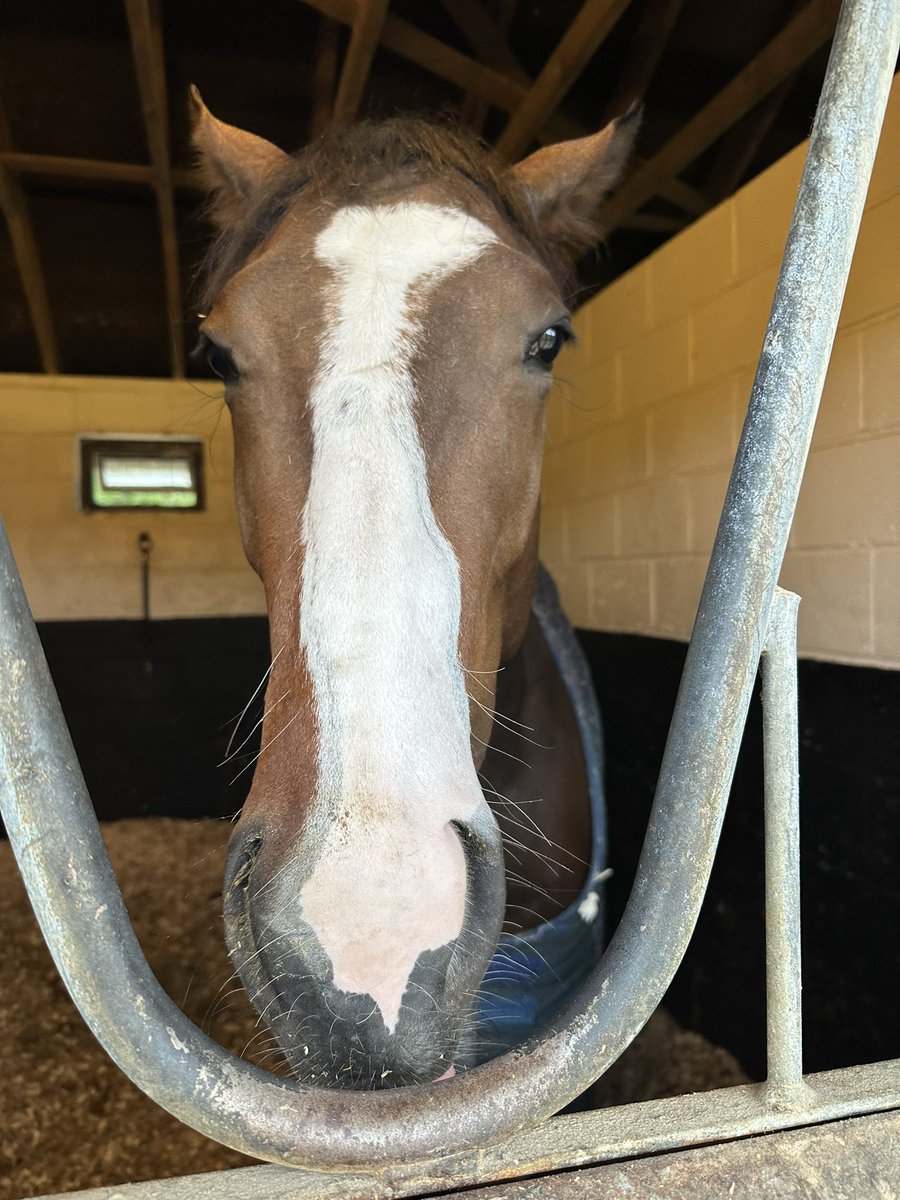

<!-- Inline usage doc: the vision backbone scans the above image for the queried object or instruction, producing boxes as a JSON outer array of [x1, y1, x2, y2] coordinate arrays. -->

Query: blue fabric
[[475, 565, 607, 1059]]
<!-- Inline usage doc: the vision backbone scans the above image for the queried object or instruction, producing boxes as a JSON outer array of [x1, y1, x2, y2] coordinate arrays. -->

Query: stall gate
[[1, 0, 899, 1195]]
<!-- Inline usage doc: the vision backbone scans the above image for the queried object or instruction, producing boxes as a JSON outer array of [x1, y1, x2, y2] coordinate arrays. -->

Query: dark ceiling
[[0, 0, 853, 379]]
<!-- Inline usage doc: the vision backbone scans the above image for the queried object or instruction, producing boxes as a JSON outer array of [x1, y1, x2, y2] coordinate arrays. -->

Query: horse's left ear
[[190, 85, 289, 227], [510, 105, 641, 248]]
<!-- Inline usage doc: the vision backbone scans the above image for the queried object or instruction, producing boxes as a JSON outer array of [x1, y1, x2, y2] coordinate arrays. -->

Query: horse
[[191, 89, 638, 1091]]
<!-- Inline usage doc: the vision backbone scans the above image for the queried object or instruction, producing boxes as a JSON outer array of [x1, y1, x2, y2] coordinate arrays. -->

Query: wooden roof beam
[[495, 0, 635, 160], [310, 15, 341, 137], [125, 0, 185, 379], [441, 0, 518, 132], [299, 1, 614, 153], [599, 0, 840, 233], [304, 2, 709, 220], [0, 99, 59, 374], [0, 151, 199, 190], [601, 0, 686, 121], [332, 0, 390, 124], [301, 0, 527, 114], [703, 77, 795, 202]]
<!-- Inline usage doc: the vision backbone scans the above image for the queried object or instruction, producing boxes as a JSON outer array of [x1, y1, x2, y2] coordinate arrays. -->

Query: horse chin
[[222, 823, 501, 1090]]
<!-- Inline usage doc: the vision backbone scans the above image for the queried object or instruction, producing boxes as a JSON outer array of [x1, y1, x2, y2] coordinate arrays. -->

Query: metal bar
[[29, 1059, 900, 1200], [0, 0, 898, 1171], [761, 588, 809, 1103]]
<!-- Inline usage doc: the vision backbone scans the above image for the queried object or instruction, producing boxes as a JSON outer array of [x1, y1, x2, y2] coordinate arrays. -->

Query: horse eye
[[526, 324, 571, 367], [205, 339, 238, 383]]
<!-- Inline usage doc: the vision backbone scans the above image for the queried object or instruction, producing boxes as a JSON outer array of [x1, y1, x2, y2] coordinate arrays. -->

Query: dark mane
[[198, 116, 577, 308]]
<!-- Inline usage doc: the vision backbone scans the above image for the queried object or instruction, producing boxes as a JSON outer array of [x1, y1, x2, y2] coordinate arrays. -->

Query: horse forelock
[[196, 116, 574, 312]]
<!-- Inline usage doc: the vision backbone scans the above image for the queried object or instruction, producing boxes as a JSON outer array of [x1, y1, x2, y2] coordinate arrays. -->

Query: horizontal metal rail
[[29, 1059, 900, 1199], [1, 0, 898, 1172]]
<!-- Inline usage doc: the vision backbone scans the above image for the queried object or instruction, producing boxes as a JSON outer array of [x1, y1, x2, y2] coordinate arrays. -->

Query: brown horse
[[192, 91, 637, 1091]]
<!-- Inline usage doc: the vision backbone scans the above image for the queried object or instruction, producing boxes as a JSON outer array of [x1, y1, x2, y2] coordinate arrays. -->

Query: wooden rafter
[[332, 0, 389, 124], [495, 0, 634, 160], [302, 0, 527, 114], [310, 15, 341, 137], [125, 0, 185, 379], [601, 0, 686, 120], [438, 0, 710, 217], [703, 0, 805, 204], [1, 5, 710, 222], [0, 152, 197, 190], [0, 98, 59, 374], [442, 0, 517, 132], [703, 78, 795, 202], [599, 0, 840, 232]]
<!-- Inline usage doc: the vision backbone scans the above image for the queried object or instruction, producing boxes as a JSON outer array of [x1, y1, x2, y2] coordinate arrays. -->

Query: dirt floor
[[0, 819, 749, 1200]]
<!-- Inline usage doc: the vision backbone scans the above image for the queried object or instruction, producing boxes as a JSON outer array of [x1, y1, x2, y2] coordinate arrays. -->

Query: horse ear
[[510, 105, 641, 248], [190, 85, 289, 226]]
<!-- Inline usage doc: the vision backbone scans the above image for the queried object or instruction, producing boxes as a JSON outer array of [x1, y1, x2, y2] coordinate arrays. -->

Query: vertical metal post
[[761, 587, 810, 1107]]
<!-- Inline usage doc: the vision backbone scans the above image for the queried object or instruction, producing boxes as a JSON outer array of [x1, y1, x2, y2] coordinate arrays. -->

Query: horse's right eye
[[206, 340, 238, 384]]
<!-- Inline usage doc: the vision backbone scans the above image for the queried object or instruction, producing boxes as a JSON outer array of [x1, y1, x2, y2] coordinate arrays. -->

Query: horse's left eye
[[526, 325, 571, 367]]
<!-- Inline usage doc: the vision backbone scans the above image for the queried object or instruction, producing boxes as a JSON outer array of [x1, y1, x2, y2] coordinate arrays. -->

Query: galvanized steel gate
[[1, 0, 899, 1193]]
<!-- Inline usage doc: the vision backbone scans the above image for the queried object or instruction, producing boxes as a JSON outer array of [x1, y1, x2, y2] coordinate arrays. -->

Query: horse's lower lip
[[435, 1064, 456, 1082]]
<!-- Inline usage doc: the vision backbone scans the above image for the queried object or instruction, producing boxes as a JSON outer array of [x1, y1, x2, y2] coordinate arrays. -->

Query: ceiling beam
[[0, 151, 198, 190], [0, 99, 59, 373], [441, 0, 519, 73], [703, 0, 805, 203], [601, 0, 686, 121], [332, 0, 390, 124], [442, 0, 518, 132], [302, 0, 528, 113], [494, 0, 635, 160], [703, 76, 795, 202], [310, 15, 341, 137], [125, 0, 185, 378], [439, 0, 709, 217], [599, 0, 840, 233]]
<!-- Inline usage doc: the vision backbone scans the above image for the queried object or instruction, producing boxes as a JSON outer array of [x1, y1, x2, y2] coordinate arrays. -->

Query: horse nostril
[[227, 836, 262, 897], [451, 819, 485, 857]]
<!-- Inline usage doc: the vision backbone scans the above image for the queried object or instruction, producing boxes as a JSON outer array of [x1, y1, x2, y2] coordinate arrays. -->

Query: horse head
[[192, 92, 637, 1089]]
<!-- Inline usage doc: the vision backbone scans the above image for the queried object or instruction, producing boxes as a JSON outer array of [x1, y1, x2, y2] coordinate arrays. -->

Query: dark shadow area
[[34, 616, 269, 821], [578, 630, 900, 1081]]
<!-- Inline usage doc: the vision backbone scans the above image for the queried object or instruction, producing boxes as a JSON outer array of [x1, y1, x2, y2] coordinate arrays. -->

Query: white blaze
[[298, 202, 499, 1033]]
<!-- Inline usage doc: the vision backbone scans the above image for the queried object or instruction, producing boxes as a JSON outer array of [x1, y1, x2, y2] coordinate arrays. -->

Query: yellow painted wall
[[0, 375, 265, 620], [541, 74, 900, 669]]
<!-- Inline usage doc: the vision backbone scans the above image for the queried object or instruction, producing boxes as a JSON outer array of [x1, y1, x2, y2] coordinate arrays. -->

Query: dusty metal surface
[[31, 1059, 900, 1200], [441, 1108, 900, 1199], [1, 0, 899, 1175]]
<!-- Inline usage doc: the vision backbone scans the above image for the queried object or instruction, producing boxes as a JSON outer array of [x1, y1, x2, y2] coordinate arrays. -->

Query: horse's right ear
[[510, 104, 641, 249], [190, 86, 289, 226]]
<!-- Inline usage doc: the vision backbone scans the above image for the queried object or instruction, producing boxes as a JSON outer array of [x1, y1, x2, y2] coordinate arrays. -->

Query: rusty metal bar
[[1, 0, 898, 1172], [761, 588, 809, 1104]]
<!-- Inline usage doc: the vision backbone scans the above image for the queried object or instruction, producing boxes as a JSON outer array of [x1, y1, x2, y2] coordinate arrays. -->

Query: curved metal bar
[[1, 0, 898, 1169]]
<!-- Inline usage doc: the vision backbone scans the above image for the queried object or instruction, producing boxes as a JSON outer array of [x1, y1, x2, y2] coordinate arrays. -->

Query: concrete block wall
[[541, 75, 900, 669], [0, 375, 265, 620]]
